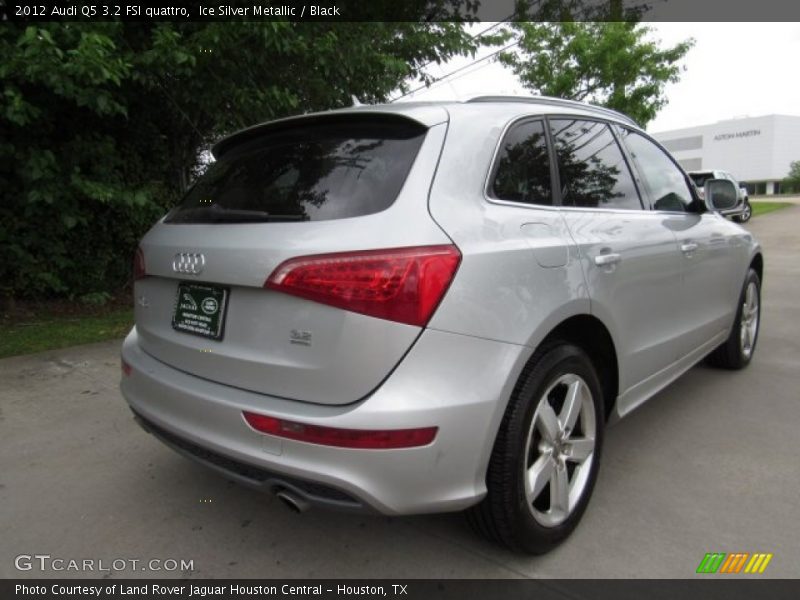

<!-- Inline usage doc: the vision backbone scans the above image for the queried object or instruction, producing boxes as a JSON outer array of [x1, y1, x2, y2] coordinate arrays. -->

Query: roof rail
[[466, 95, 639, 127]]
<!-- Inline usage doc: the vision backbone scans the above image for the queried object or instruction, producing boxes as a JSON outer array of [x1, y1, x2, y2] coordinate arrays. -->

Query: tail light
[[133, 247, 147, 281], [243, 411, 437, 449], [265, 245, 461, 327], [121, 359, 132, 377]]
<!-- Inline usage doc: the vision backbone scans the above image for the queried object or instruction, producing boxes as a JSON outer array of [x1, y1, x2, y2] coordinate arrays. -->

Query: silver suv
[[120, 96, 763, 553]]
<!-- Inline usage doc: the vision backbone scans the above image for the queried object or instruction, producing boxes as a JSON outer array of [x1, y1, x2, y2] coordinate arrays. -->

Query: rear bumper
[[131, 410, 368, 511], [119, 326, 528, 515]]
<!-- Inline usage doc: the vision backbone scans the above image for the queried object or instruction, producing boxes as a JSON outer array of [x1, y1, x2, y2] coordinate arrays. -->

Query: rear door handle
[[594, 253, 621, 267], [681, 242, 699, 254]]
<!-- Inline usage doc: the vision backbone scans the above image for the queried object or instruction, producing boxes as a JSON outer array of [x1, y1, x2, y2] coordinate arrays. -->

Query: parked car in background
[[121, 96, 763, 554], [689, 169, 752, 222], [737, 181, 752, 222]]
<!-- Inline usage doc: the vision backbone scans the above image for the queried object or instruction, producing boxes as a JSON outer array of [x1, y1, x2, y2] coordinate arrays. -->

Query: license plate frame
[[171, 282, 229, 341]]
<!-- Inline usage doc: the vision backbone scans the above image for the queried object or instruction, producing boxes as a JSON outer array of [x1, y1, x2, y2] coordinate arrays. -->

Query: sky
[[394, 23, 800, 134]]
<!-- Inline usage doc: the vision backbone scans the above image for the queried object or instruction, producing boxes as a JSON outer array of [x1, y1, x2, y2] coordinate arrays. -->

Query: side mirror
[[704, 179, 739, 211]]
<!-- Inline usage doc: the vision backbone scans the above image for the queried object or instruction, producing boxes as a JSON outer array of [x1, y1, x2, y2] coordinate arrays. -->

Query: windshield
[[166, 120, 426, 224]]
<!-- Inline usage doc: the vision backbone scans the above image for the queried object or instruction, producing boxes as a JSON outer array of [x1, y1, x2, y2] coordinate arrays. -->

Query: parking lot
[[1, 205, 798, 579]]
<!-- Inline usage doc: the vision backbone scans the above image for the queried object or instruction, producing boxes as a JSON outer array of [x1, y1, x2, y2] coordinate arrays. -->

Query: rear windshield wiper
[[175, 206, 309, 223], [216, 209, 309, 222]]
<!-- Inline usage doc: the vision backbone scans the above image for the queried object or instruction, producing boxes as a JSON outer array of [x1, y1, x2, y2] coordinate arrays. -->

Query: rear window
[[489, 119, 553, 205], [166, 120, 427, 224]]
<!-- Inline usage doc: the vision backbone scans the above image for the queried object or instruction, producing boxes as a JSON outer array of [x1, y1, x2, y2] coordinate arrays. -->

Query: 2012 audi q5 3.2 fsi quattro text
[[120, 96, 763, 553]]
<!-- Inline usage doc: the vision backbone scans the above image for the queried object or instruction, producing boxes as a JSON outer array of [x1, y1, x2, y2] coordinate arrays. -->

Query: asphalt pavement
[[1, 205, 798, 579]]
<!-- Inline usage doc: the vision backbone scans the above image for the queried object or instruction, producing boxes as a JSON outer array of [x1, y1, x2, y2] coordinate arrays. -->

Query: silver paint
[[121, 98, 762, 514]]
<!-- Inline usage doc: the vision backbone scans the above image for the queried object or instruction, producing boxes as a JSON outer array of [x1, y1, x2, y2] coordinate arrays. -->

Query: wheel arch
[[750, 252, 764, 284], [535, 315, 620, 421], [471, 313, 615, 552]]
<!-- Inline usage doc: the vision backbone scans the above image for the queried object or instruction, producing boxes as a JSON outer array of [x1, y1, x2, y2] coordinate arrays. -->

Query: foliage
[[783, 160, 800, 194], [0, 21, 477, 301], [498, 21, 694, 126]]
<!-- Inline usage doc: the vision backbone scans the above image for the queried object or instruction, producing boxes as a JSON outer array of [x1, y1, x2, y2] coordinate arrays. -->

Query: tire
[[735, 200, 752, 223], [468, 342, 604, 554], [707, 268, 760, 369]]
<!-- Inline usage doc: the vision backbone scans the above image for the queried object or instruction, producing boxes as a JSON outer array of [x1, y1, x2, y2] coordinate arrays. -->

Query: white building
[[651, 115, 800, 195]]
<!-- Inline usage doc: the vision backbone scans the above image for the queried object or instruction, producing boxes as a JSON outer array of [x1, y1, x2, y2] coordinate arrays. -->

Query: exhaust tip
[[275, 489, 310, 513]]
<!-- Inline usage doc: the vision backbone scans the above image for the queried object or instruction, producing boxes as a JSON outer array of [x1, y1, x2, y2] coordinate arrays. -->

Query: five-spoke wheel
[[524, 374, 596, 527], [708, 268, 761, 369], [740, 279, 759, 360], [469, 342, 604, 554]]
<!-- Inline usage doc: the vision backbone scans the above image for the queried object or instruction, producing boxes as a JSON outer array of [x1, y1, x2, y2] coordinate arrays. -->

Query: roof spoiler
[[211, 109, 442, 159]]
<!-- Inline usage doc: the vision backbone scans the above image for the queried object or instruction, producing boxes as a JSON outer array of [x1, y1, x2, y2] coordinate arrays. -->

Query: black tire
[[707, 268, 760, 369], [468, 342, 604, 554], [734, 200, 752, 223]]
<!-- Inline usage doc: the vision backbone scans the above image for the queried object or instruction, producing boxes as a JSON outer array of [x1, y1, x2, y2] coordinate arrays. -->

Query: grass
[[0, 307, 133, 359], [751, 201, 793, 217]]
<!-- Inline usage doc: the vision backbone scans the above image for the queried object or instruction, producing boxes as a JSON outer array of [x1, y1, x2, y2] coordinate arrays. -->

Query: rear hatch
[[133, 110, 457, 405]]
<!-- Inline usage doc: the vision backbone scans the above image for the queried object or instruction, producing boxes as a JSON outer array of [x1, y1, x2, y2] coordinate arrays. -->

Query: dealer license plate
[[171, 283, 228, 340]]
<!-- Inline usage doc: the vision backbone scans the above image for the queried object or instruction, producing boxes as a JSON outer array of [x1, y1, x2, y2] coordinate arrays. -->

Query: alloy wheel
[[523, 374, 596, 527], [740, 280, 759, 359]]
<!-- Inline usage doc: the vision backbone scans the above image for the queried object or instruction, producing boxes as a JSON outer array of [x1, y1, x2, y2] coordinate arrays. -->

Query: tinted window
[[620, 130, 695, 212], [166, 120, 426, 223], [550, 119, 641, 210], [490, 120, 552, 205]]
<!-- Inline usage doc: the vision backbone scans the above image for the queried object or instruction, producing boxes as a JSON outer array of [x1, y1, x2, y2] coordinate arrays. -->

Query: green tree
[[498, 21, 694, 126], [784, 160, 800, 194], [0, 21, 478, 302]]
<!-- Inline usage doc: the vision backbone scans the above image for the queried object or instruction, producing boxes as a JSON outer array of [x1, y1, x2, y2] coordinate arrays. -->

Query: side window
[[490, 120, 553, 205], [549, 119, 642, 210], [619, 129, 695, 212]]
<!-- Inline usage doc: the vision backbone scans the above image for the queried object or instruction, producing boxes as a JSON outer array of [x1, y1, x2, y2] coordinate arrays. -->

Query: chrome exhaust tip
[[275, 489, 310, 513]]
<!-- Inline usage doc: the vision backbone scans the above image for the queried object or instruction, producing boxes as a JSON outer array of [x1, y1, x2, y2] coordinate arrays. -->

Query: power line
[[391, 1, 564, 102], [410, 18, 514, 75], [433, 56, 497, 87], [414, 57, 499, 100], [392, 38, 521, 102], [389, 16, 519, 103], [466, 19, 510, 43]]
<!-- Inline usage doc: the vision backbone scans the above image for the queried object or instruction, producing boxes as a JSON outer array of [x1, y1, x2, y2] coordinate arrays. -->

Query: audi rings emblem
[[172, 252, 205, 275]]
